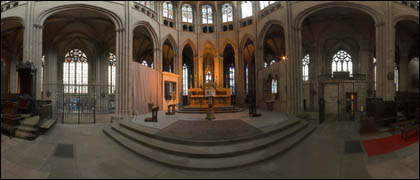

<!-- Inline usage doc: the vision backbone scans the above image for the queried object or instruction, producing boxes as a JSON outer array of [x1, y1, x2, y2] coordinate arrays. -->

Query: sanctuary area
[[1, 1, 419, 179]]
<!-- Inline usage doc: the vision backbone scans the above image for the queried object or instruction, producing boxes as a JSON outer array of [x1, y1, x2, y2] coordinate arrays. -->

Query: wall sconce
[[281, 56, 287, 61]]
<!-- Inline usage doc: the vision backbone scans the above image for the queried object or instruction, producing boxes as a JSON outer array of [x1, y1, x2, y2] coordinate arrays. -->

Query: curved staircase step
[[17, 125, 38, 132], [15, 130, 37, 140], [120, 118, 300, 146], [110, 120, 308, 158], [103, 122, 315, 170]]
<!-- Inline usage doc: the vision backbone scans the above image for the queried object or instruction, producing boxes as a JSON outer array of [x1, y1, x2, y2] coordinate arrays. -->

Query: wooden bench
[[401, 123, 419, 141], [166, 104, 176, 115], [145, 107, 159, 122]]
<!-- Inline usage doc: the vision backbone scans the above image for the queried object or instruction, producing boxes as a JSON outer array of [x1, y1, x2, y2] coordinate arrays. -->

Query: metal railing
[[43, 84, 115, 124]]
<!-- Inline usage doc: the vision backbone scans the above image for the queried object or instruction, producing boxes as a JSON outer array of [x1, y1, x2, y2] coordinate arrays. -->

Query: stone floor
[[1, 111, 419, 179]]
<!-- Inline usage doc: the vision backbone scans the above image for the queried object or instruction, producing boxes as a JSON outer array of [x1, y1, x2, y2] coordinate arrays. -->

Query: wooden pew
[[145, 107, 159, 122]]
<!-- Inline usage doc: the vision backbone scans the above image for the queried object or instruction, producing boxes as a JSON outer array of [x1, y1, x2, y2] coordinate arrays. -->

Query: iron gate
[[45, 84, 115, 124]]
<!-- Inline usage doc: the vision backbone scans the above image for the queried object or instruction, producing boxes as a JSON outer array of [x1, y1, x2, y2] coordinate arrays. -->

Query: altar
[[188, 87, 231, 107]]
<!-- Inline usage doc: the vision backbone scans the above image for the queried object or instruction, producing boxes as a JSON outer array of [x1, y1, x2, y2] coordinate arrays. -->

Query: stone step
[[103, 122, 316, 170], [111, 120, 308, 158], [40, 118, 57, 130], [119, 118, 301, 146], [19, 116, 40, 126], [14, 130, 38, 140], [16, 125, 38, 132]]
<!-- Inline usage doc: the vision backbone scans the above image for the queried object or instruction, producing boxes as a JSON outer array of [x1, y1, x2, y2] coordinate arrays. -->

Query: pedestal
[[206, 96, 216, 120]]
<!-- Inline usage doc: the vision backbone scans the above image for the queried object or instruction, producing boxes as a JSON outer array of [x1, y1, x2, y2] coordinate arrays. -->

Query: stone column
[[194, 55, 198, 88], [44, 47, 58, 102], [217, 55, 223, 88], [198, 55, 203, 88], [286, 2, 303, 114], [32, 24, 43, 100], [115, 28, 131, 116], [399, 55, 409, 92], [375, 3, 395, 101], [236, 49, 246, 105], [9, 59, 18, 93]]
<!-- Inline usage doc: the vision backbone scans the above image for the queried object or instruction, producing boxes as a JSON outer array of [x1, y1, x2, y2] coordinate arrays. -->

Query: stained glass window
[[182, 4, 193, 23], [206, 71, 212, 82], [373, 57, 376, 90], [41, 55, 45, 96], [229, 64, 235, 95], [137, 1, 154, 10], [302, 54, 309, 81], [272, 79, 278, 94], [270, 59, 276, 65], [394, 62, 399, 91], [245, 65, 249, 95], [141, 60, 148, 66], [202, 5, 213, 24], [332, 50, 352, 75], [63, 49, 88, 94], [108, 53, 116, 94], [222, 3, 233, 23], [260, 1, 276, 9], [183, 64, 188, 96], [163, 1, 173, 19], [241, 1, 253, 18]]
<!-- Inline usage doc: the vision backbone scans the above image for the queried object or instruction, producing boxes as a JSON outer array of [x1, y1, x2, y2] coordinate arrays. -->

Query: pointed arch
[[181, 39, 197, 57]]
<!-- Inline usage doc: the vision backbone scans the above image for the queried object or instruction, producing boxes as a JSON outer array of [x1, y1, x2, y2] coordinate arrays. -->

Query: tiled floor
[[1, 111, 419, 179]]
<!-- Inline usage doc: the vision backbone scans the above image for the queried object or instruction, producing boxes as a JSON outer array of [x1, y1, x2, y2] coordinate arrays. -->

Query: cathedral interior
[[1, 1, 419, 179]]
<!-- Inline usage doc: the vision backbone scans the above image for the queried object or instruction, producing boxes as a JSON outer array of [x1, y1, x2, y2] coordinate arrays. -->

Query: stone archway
[[1, 18, 24, 95]]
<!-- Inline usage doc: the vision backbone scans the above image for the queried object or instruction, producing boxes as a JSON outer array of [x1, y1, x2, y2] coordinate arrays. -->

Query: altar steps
[[177, 106, 243, 113], [103, 118, 316, 170]]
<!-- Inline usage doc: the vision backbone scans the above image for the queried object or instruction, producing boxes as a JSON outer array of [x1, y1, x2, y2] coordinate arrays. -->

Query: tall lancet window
[[260, 1, 276, 9], [206, 71, 212, 82], [245, 65, 249, 95], [241, 1, 253, 18], [394, 62, 399, 91], [229, 64, 235, 95], [302, 54, 310, 81], [163, 1, 173, 19], [272, 79, 278, 94], [183, 64, 188, 96], [63, 49, 88, 93], [373, 57, 377, 90], [41, 55, 45, 96], [182, 4, 193, 23], [202, 5, 213, 24], [138, 1, 155, 11], [332, 50, 352, 75], [141, 60, 148, 66], [222, 3, 233, 23], [108, 53, 116, 94]]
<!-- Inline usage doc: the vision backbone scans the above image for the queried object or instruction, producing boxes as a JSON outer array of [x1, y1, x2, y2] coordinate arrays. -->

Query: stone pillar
[[115, 28, 131, 116], [194, 55, 198, 88], [9, 59, 18, 93], [44, 47, 58, 102], [286, 2, 303, 114], [198, 55, 203, 88], [217, 56, 223, 88], [359, 49, 371, 76], [399, 55, 409, 92], [32, 24, 43, 100], [375, 3, 395, 101], [236, 49, 246, 105]]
